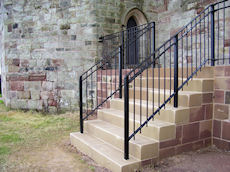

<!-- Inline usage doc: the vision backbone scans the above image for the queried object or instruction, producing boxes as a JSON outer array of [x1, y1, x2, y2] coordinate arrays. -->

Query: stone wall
[[0, 0, 225, 112], [213, 66, 230, 150], [1, 0, 98, 112]]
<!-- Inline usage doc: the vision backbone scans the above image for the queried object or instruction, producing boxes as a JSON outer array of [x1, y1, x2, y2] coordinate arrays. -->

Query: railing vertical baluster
[[174, 34, 179, 108], [223, 1, 225, 64], [124, 76, 129, 160], [211, 5, 215, 66], [119, 45, 123, 98], [152, 22, 156, 67], [191, 22, 193, 76], [79, 76, 83, 133]]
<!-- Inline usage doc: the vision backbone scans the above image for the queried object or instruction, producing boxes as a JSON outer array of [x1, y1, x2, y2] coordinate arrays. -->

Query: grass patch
[[0, 104, 80, 169]]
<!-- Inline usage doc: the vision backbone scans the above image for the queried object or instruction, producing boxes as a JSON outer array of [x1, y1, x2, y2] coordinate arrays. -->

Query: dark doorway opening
[[126, 16, 139, 66]]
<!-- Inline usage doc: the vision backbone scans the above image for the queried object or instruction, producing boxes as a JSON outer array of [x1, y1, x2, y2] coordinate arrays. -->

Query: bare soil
[[144, 147, 230, 172]]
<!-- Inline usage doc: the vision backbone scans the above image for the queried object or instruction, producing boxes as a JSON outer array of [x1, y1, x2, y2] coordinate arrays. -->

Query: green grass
[[0, 104, 79, 168]]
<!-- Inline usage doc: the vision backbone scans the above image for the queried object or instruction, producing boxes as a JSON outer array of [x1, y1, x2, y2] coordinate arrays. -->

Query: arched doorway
[[122, 8, 148, 67], [126, 16, 138, 66]]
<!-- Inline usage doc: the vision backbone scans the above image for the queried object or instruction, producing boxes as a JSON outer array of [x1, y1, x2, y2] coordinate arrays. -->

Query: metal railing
[[124, 0, 230, 159], [79, 22, 156, 133]]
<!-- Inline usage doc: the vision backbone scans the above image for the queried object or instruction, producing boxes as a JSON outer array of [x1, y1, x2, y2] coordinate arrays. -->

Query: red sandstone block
[[182, 122, 199, 143], [160, 139, 181, 149], [159, 147, 175, 159], [176, 143, 193, 155], [214, 104, 229, 120], [213, 120, 221, 138], [205, 104, 213, 120], [7, 74, 29, 81], [225, 66, 230, 76], [10, 81, 24, 91], [194, 140, 205, 149], [190, 106, 205, 122], [199, 120, 212, 139], [224, 39, 230, 47], [213, 138, 230, 151], [215, 66, 225, 77], [214, 90, 225, 103], [204, 138, 212, 147], [48, 99, 57, 107], [202, 93, 213, 104], [222, 120, 230, 140], [29, 74, 46, 81]]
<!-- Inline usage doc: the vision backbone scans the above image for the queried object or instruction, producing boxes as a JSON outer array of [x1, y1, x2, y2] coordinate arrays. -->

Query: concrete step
[[85, 120, 159, 160], [70, 132, 140, 172], [98, 108, 176, 141], [127, 88, 203, 107], [132, 77, 214, 92], [110, 98, 190, 124], [142, 66, 214, 78]]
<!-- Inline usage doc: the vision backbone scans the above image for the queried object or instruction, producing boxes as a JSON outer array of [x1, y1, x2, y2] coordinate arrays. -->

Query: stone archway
[[122, 8, 148, 28]]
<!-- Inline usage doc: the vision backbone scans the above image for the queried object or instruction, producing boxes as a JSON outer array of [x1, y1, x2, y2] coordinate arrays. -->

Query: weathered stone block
[[28, 100, 42, 110], [17, 91, 31, 99], [31, 91, 40, 100], [42, 82, 53, 91], [24, 81, 41, 91], [61, 90, 75, 99], [40, 91, 54, 100], [47, 72, 57, 82], [11, 99, 28, 109]]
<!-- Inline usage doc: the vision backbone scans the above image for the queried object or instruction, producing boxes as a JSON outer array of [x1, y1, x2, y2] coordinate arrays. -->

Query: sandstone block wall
[[213, 66, 230, 150], [0, 0, 227, 111]]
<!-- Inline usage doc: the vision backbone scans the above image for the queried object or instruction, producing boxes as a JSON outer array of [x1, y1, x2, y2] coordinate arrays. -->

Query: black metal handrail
[[124, 0, 230, 159], [79, 21, 156, 133]]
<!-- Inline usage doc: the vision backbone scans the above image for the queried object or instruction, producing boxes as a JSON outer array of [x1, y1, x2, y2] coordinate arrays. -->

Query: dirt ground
[[144, 147, 230, 172], [5, 141, 230, 172], [3, 139, 109, 172]]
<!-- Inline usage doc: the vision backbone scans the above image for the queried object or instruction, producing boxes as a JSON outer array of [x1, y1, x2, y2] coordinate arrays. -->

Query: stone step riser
[[131, 78, 213, 92], [142, 67, 214, 78], [127, 89, 202, 107], [85, 122, 158, 160], [70, 133, 140, 172], [110, 99, 190, 124], [98, 110, 176, 141]]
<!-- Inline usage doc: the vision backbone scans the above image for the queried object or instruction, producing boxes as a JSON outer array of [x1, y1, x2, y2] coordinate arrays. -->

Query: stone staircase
[[70, 67, 214, 172]]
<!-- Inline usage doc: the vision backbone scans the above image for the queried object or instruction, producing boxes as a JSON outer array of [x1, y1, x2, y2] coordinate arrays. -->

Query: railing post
[[152, 22, 156, 68], [124, 76, 129, 160], [79, 76, 83, 133], [119, 45, 123, 99], [173, 34, 178, 108], [210, 5, 215, 66]]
